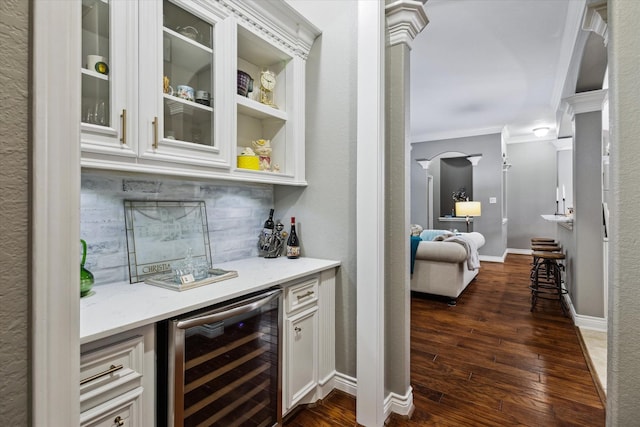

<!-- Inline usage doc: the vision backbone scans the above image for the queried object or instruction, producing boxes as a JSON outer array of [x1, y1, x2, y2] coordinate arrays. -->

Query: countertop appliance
[[158, 288, 282, 426]]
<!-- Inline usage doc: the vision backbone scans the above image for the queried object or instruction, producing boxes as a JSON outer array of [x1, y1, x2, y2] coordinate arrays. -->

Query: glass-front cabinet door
[[138, 0, 230, 169], [81, 0, 137, 160]]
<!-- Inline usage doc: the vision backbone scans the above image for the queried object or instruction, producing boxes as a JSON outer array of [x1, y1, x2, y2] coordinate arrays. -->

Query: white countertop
[[80, 256, 340, 344]]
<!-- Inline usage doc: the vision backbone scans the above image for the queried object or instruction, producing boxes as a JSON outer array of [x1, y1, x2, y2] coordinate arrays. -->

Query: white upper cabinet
[[80, 0, 320, 186], [81, 0, 138, 159]]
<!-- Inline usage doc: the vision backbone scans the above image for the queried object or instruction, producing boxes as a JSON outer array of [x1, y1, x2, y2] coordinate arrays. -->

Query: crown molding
[[553, 137, 573, 151], [385, 0, 428, 49], [411, 125, 503, 143], [583, 1, 608, 46], [217, 0, 321, 59], [563, 89, 608, 118]]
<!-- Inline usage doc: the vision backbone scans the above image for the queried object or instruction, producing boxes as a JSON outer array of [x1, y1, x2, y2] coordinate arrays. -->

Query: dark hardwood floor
[[284, 254, 605, 426]]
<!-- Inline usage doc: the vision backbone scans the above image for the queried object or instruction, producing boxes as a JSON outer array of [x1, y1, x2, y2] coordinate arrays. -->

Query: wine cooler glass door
[[169, 289, 282, 427]]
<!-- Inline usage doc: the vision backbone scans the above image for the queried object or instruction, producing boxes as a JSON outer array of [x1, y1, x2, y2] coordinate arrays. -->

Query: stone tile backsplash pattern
[[81, 173, 274, 285]]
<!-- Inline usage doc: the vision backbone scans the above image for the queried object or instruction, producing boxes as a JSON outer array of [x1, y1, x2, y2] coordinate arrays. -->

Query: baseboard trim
[[507, 248, 533, 256], [332, 373, 415, 419], [384, 386, 415, 419], [333, 372, 357, 397], [573, 312, 607, 331], [479, 253, 506, 263]]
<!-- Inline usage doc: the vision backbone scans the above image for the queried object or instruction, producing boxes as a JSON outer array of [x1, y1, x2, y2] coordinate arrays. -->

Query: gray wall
[[384, 33, 411, 397], [506, 141, 558, 249], [276, 0, 358, 378], [411, 134, 505, 257], [0, 0, 29, 424], [572, 110, 604, 318], [81, 172, 273, 285]]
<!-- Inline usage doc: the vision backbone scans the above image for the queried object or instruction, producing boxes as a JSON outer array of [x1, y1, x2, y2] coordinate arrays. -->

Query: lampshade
[[455, 201, 481, 217]]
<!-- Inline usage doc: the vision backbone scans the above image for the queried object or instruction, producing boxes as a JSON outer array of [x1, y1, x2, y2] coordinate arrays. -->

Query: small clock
[[259, 69, 277, 108]]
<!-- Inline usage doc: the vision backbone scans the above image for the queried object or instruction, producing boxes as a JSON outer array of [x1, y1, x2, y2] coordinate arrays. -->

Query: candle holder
[[562, 198, 566, 216], [555, 200, 561, 215]]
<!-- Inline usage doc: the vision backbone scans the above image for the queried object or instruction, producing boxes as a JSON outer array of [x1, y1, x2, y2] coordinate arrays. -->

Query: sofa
[[410, 230, 485, 305]]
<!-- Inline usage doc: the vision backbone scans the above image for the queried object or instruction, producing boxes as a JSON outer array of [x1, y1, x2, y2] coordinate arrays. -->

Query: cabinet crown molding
[[218, 0, 321, 59], [385, 0, 429, 49]]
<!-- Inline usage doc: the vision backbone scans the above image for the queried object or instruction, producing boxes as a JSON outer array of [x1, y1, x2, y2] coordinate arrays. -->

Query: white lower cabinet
[[286, 306, 318, 409], [80, 387, 142, 427], [80, 325, 155, 427], [282, 270, 336, 416]]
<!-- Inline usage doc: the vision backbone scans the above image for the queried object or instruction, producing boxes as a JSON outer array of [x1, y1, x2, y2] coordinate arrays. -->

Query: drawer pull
[[114, 416, 125, 426], [296, 290, 314, 300], [80, 364, 123, 385]]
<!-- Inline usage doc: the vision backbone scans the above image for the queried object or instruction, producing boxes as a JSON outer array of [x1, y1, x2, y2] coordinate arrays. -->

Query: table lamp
[[455, 201, 481, 232]]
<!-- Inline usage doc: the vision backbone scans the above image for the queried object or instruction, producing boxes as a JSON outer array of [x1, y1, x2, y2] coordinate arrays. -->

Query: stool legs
[[529, 252, 568, 316]]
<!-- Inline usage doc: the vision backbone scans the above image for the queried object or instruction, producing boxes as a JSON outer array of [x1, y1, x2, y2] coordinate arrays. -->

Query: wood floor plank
[[284, 254, 605, 426]]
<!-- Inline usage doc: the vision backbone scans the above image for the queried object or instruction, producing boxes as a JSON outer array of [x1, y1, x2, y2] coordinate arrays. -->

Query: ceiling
[[409, 0, 587, 144]]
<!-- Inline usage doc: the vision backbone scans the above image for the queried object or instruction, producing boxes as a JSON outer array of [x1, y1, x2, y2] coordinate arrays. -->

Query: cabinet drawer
[[286, 277, 319, 314], [80, 386, 142, 427], [80, 335, 144, 413]]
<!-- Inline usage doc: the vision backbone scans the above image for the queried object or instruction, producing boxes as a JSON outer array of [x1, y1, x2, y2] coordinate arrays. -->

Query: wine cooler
[[161, 288, 282, 427]]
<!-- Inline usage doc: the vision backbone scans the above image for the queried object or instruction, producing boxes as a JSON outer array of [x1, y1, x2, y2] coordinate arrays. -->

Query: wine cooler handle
[[176, 289, 281, 330], [152, 116, 159, 149], [120, 109, 127, 145]]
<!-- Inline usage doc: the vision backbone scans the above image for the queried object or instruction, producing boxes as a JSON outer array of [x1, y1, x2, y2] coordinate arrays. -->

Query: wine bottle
[[260, 209, 275, 251], [286, 216, 300, 259]]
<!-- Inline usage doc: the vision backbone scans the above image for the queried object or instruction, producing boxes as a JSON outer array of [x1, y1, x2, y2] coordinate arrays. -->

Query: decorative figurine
[[264, 221, 287, 258], [252, 139, 272, 171]]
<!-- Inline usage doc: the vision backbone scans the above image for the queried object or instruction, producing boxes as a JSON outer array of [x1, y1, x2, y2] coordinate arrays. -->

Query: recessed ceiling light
[[533, 127, 550, 137]]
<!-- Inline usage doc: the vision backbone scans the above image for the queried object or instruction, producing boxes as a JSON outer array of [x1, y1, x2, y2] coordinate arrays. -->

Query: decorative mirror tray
[[124, 200, 237, 290]]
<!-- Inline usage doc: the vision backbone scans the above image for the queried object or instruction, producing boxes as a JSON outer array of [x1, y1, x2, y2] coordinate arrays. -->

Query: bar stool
[[531, 237, 556, 243], [529, 250, 568, 316], [530, 240, 561, 281]]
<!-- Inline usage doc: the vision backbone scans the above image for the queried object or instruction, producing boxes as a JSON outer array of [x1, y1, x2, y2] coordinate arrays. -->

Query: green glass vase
[[80, 239, 94, 297]]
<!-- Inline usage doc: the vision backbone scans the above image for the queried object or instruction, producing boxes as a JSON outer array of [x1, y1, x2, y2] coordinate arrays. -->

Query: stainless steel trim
[[175, 289, 281, 330], [169, 288, 283, 426], [79, 364, 123, 385]]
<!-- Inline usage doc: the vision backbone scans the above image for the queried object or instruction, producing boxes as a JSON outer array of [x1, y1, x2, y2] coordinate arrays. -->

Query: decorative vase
[[80, 239, 94, 297]]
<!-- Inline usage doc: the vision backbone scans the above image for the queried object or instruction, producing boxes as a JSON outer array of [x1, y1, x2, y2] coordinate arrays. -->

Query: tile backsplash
[[81, 172, 274, 285]]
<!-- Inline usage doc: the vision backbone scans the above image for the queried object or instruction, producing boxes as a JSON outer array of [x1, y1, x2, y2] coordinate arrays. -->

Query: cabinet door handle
[[152, 117, 159, 149], [79, 364, 123, 385], [297, 290, 314, 300], [294, 327, 302, 333], [114, 415, 125, 426], [120, 109, 127, 145]]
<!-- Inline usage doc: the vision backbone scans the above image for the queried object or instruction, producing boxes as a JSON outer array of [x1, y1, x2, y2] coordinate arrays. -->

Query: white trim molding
[[384, 387, 415, 419], [582, 1, 608, 46], [356, 2, 386, 426], [563, 89, 608, 118], [553, 137, 573, 151], [566, 295, 608, 331], [333, 372, 358, 397], [33, 1, 82, 425], [385, 0, 428, 49], [480, 252, 508, 263]]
